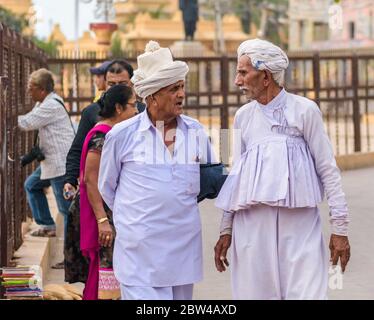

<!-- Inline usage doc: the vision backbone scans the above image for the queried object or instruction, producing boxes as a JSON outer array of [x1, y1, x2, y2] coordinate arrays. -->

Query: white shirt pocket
[[180, 164, 200, 195]]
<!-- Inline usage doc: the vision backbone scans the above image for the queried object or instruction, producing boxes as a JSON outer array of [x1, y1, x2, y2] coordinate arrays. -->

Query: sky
[[33, 0, 98, 40]]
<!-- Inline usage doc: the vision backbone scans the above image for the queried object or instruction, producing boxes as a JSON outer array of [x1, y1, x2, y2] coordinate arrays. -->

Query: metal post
[[221, 56, 229, 130], [0, 23, 4, 267], [72, 0, 80, 112], [214, 0, 225, 55], [312, 53, 321, 107], [220, 56, 229, 163], [351, 55, 361, 152]]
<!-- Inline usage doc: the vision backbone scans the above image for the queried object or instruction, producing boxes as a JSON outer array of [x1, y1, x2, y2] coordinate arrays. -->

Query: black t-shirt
[[64, 103, 100, 187]]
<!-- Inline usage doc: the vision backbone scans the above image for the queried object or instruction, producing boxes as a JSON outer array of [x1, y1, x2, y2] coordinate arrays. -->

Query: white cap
[[131, 41, 189, 98], [137, 41, 174, 78]]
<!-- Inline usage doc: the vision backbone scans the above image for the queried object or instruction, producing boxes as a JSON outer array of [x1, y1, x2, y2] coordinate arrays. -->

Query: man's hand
[[329, 234, 351, 272], [63, 183, 76, 200], [214, 234, 232, 272]]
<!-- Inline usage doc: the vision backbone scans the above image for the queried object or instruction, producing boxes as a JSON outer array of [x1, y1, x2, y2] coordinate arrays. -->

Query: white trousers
[[231, 205, 328, 300], [120, 284, 193, 300]]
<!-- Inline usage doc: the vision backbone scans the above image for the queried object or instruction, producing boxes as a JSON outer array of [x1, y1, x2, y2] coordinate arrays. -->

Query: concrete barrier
[[13, 188, 62, 286], [336, 152, 374, 171]]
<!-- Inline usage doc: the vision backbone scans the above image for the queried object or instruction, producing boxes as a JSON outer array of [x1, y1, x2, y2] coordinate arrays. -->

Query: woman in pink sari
[[80, 84, 138, 300]]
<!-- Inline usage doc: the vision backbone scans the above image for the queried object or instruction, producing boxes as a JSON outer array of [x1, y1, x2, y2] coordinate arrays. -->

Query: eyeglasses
[[28, 83, 40, 91], [127, 102, 137, 108]]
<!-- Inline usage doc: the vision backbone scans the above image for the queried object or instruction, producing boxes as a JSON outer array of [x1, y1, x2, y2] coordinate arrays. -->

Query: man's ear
[[263, 70, 272, 87], [145, 95, 153, 106], [150, 94, 157, 106], [146, 94, 159, 107]]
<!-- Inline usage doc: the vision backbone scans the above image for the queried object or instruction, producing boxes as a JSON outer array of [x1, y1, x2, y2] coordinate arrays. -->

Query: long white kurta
[[215, 89, 349, 299], [99, 111, 213, 287]]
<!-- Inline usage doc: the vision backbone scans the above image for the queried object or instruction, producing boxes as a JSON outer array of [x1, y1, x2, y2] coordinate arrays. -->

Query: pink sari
[[79, 124, 111, 300]]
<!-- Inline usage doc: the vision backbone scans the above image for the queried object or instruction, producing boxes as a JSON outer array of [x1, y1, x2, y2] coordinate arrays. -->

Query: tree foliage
[[32, 37, 61, 57], [110, 32, 123, 58], [200, 0, 289, 47], [0, 5, 29, 33], [148, 4, 168, 19], [0, 5, 61, 56]]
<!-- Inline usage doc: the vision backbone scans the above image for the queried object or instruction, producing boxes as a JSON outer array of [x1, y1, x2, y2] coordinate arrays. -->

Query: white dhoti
[[231, 205, 328, 300], [120, 284, 193, 300]]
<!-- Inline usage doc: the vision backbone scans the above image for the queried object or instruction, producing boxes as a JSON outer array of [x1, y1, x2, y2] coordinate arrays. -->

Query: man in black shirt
[[63, 60, 144, 202], [58, 60, 145, 270]]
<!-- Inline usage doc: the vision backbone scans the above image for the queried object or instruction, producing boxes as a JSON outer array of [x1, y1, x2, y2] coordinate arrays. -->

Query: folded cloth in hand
[[198, 163, 228, 203]]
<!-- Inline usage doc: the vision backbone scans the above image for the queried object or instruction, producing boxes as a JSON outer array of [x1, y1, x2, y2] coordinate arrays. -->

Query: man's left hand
[[329, 234, 351, 272], [214, 235, 231, 272]]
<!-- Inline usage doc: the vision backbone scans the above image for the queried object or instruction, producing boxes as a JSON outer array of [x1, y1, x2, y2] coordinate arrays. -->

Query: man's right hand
[[63, 183, 76, 200], [214, 234, 232, 272]]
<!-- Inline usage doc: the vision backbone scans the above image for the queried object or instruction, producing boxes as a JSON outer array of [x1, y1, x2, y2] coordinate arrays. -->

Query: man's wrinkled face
[[106, 70, 131, 88], [152, 80, 185, 119], [235, 55, 266, 101], [27, 81, 45, 102]]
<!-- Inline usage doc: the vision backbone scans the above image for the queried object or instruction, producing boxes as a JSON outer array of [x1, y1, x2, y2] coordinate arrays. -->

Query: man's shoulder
[[51, 93, 64, 103], [108, 113, 142, 138], [82, 102, 100, 114], [284, 93, 325, 130], [235, 100, 256, 119], [42, 93, 64, 108], [286, 92, 320, 115], [180, 114, 203, 129]]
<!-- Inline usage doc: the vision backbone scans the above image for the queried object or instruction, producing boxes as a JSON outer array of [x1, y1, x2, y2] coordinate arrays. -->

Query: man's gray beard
[[239, 87, 253, 102]]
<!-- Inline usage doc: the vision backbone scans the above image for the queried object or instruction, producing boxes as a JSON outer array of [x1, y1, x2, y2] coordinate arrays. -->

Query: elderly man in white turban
[[214, 38, 351, 300], [98, 41, 214, 300]]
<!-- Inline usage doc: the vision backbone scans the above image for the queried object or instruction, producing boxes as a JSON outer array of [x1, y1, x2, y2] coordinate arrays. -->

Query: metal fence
[[0, 23, 47, 267], [1, 35, 373, 267], [48, 52, 374, 159]]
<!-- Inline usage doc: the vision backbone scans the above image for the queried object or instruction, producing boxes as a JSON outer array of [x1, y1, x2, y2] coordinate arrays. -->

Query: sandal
[[31, 229, 56, 237]]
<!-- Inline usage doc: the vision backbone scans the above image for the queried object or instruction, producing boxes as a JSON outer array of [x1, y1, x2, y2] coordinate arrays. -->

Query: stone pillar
[[169, 40, 207, 58], [90, 22, 118, 46], [289, 20, 301, 51]]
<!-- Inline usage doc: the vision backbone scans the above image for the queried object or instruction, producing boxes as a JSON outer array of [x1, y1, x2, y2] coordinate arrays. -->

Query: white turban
[[237, 38, 289, 86], [131, 41, 189, 99]]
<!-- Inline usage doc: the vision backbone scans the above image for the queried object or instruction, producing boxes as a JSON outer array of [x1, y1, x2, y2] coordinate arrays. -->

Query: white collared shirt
[[18, 92, 75, 179], [98, 110, 214, 286], [216, 89, 349, 236]]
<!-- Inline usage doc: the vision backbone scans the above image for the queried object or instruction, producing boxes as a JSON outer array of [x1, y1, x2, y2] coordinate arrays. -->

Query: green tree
[[231, 0, 288, 37], [32, 37, 61, 57], [0, 5, 29, 33], [0, 5, 61, 56], [200, 0, 289, 47], [110, 32, 123, 58], [148, 4, 168, 19]]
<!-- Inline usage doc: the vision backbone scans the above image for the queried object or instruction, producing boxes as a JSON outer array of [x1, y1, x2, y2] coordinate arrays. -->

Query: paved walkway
[[43, 167, 374, 300]]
